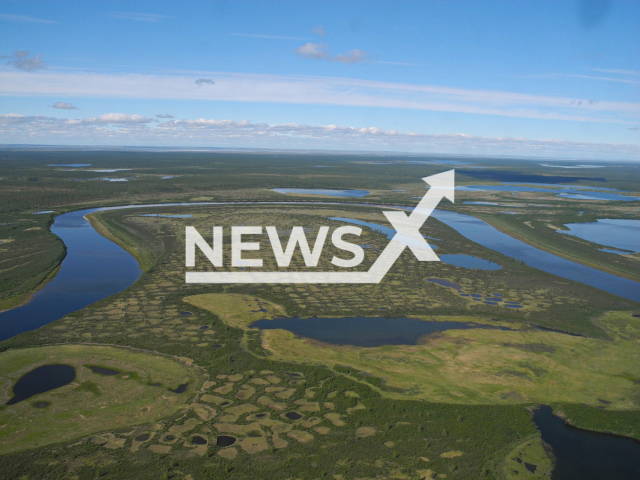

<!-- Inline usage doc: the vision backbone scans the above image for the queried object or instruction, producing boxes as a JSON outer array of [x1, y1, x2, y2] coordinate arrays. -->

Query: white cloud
[[313, 26, 326, 37], [2, 51, 46, 71], [195, 78, 215, 86], [156, 113, 174, 118], [333, 49, 368, 64], [68, 113, 153, 125], [51, 101, 78, 110], [109, 12, 169, 22], [0, 69, 638, 124], [0, 113, 637, 160], [0, 14, 57, 24], [295, 43, 329, 60], [295, 43, 369, 64]]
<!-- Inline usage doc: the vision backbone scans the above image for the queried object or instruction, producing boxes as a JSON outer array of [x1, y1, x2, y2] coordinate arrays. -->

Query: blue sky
[[1, 0, 639, 159]]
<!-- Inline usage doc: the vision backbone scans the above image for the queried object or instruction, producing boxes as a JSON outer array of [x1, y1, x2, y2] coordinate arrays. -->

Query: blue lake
[[328, 216, 438, 249], [600, 248, 635, 255], [431, 209, 640, 303], [560, 219, 640, 253], [48, 164, 91, 167], [533, 405, 640, 480], [272, 188, 370, 198], [250, 316, 512, 347]]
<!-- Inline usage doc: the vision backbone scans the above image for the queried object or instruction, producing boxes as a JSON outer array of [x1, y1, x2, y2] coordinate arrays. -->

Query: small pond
[[86, 365, 121, 376], [533, 405, 640, 480], [216, 436, 237, 447], [250, 316, 512, 347], [560, 219, 640, 253], [427, 279, 523, 308], [284, 411, 303, 420], [6, 364, 76, 405], [169, 383, 188, 394], [272, 188, 369, 198], [191, 435, 207, 445]]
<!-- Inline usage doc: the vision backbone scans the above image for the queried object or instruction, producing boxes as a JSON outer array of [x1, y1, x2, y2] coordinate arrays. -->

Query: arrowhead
[[422, 169, 455, 203]]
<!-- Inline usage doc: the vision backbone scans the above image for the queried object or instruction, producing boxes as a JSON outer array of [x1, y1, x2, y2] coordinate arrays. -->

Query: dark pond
[[216, 435, 236, 447], [135, 434, 150, 442], [250, 316, 512, 347], [272, 188, 370, 198], [284, 411, 303, 420], [6, 364, 76, 405], [169, 383, 188, 394], [533, 405, 640, 480], [191, 435, 207, 445], [86, 365, 121, 376]]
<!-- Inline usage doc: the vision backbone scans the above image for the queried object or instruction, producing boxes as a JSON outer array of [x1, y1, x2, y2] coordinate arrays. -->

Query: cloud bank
[[0, 70, 637, 125], [0, 113, 637, 160], [2, 51, 46, 71]]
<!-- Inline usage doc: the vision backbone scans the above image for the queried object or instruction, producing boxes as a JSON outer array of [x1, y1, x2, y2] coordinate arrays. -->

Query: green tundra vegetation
[[0, 150, 639, 479]]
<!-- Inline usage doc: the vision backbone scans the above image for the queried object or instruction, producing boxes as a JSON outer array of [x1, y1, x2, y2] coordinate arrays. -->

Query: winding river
[[0, 200, 639, 478], [1, 200, 640, 342]]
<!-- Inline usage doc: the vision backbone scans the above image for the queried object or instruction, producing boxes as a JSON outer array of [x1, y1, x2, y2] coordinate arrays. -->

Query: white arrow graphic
[[186, 169, 454, 284]]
